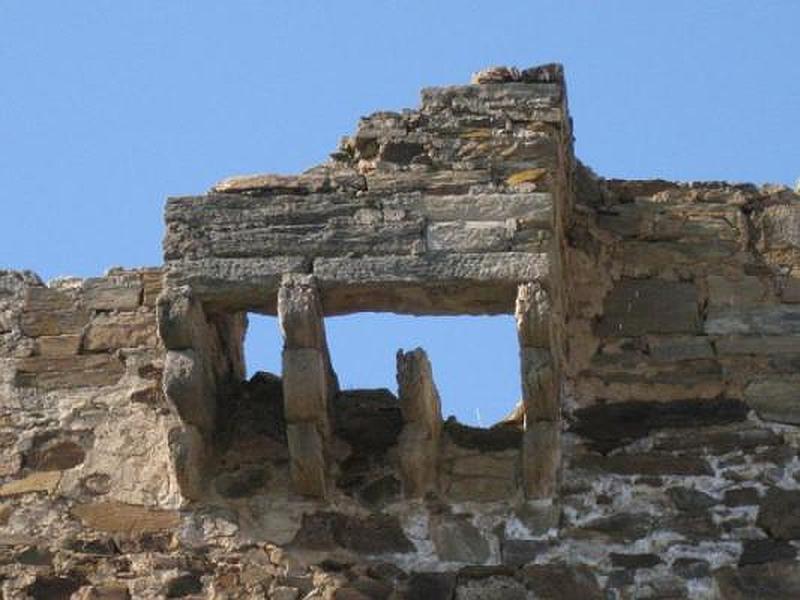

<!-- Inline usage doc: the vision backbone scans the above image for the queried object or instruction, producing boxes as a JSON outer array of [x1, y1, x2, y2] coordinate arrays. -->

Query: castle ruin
[[1, 64, 799, 599]]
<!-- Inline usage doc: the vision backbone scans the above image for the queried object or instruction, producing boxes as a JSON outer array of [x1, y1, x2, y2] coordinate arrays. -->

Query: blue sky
[[2, 2, 798, 423]]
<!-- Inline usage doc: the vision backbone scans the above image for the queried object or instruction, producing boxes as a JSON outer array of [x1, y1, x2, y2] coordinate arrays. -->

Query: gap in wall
[[244, 314, 282, 380], [325, 313, 519, 427]]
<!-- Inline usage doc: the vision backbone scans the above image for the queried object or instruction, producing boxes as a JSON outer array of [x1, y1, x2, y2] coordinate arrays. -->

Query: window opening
[[325, 313, 519, 427]]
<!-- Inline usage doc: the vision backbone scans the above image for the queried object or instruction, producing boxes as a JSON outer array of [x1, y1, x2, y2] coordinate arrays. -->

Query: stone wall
[[162, 66, 565, 316], [0, 268, 196, 596], [565, 176, 800, 414], [158, 64, 570, 508], [1, 64, 800, 599]]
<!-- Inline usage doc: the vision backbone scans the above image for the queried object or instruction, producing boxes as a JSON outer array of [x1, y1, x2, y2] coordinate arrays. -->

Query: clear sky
[[2, 2, 798, 424]]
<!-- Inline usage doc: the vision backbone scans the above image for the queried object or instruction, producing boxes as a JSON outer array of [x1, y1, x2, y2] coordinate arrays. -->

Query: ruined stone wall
[[162, 67, 564, 316], [0, 268, 198, 596], [157, 65, 570, 507], [555, 175, 800, 599], [565, 177, 800, 414], [0, 268, 172, 504], [1, 65, 800, 599]]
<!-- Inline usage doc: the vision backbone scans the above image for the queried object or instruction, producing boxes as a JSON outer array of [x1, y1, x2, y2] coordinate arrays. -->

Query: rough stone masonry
[[1, 64, 799, 599]]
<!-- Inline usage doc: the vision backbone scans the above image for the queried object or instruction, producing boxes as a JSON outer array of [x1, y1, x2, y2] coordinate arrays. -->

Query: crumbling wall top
[[163, 64, 571, 315]]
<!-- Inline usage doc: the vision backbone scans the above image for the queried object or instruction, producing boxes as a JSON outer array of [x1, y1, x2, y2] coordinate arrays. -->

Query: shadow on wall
[[244, 312, 519, 426]]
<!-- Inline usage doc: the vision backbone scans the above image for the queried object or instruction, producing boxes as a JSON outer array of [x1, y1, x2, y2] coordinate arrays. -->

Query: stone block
[[511, 226, 552, 253], [596, 279, 700, 337], [26, 576, 85, 599], [0, 450, 20, 477], [426, 221, 511, 252], [448, 451, 517, 480], [455, 576, 528, 600], [191, 218, 425, 260], [404, 573, 456, 600], [501, 539, 549, 566], [277, 275, 325, 349], [714, 335, 799, 356], [761, 203, 800, 251], [714, 562, 800, 600], [521, 564, 603, 600], [568, 512, 654, 544], [398, 422, 438, 498], [71, 502, 180, 535], [446, 473, 516, 503], [163, 350, 216, 433], [365, 169, 492, 195], [167, 424, 208, 501], [14, 354, 124, 389], [576, 368, 726, 403], [23, 286, 72, 312], [443, 420, 521, 451], [782, 277, 800, 303], [609, 553, 662, 569], [383, 192, 552, 223], [572, 452, 712, 476], [82, 276, 142, 310], [667, 486, 716, 511], [286, 423, 326, 498], [140, 268, 163, 307], [332, 389, 403, 454], [596, 205, 642, 237], [210, 172, 342, 195], [520, 348, 558, 421], [515, 281, 550, 347], [320, 279, 521, 316], [164, 256, 308, 312], [723, 487, 760, 507], [20, 308, 89, 337], [166, 191, 364, 231], [0, 270, 41, 299], [507, 168, 549, 187], [26, 435, 87, 471], [707, 275, 766, 309], [705, 305, 800, 335], [156, 287, 205, 350], [83, 312, 157, 351], [647, 204, 742, 242], [512, 501, 560, 536], [757, 488, 800, 540], [423, 80, 562, 106], [380, 139, 425, 164], [34, 334, 81, 356], [292, 511, 413, 554], [522, 421, 560, 499], [672, 558, 710, 580], [444, 449, 516, 502], [73, 584, 131, 599], [739, 539, 797, 566], [314, 252, 549, 286], [618, 240, 738, 277], [647, 336, 714, 361], [282, 349, 328, 423], [430, 515, 490, 563], [744, 379, 800, 424], [397, 348, 442, 430], [0, 310, 12, 333], [0, 471, 61, 497], [572, 399, 749, 451]]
